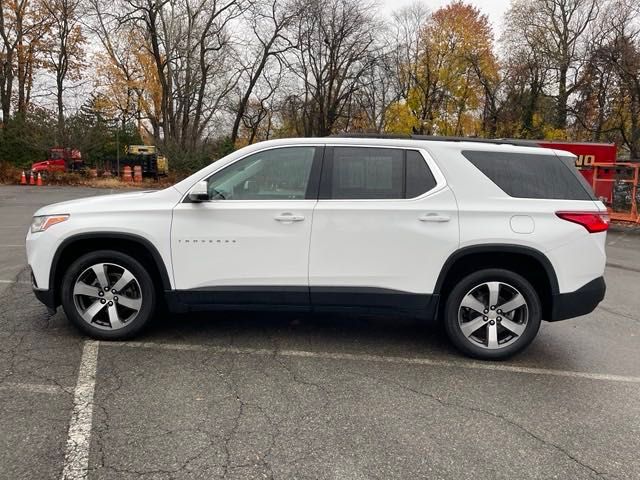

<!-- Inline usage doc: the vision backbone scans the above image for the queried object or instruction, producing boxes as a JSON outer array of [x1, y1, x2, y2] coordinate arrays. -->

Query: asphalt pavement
[[1, 185, 639, 480]]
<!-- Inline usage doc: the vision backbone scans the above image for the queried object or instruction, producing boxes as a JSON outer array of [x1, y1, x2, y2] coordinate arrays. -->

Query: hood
[[33, 187, 181, 216]]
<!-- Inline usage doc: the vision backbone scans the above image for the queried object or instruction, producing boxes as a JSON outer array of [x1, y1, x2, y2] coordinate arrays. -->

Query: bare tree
[[0, 0, 42, 120], [286, 0, 379, 136], [110, 0, 247, 150], [390, 1, 429, 101], [598, 0, 640, 157], [229, 0, 299, 144], [42, 0, 85, 143], [506, 0, 599, 131]]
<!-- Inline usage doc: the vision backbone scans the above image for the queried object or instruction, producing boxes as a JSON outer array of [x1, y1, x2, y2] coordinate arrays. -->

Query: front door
[[171, 145, 323, 307]]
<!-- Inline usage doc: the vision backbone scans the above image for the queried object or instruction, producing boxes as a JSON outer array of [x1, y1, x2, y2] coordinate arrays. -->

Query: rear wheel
[[444, 269, 541, 360], [61, 250, 156, 339]]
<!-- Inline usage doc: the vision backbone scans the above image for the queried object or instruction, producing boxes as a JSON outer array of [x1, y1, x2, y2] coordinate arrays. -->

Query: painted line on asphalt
[[103, 341, 640, 385], [0, 244, 24, 247], [0, 280, 30, 284], [0, 382, 68, 395], [61, 340, 99, 480], [606, 262, 640, 274]]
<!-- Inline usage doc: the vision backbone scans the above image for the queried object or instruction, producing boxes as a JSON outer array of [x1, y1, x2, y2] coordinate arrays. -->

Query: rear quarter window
[[461, 151, 596, 201]]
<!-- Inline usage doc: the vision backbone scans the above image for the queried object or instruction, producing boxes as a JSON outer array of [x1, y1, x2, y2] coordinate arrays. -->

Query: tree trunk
[[629, 91, 640, 160], [556, 65, 568, 130]]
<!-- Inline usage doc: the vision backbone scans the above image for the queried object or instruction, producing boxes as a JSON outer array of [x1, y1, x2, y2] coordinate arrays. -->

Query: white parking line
[[103, 341, 640, 384], [0, 382, 68, 395], [0, 280, 30, 284], [61, 340, 99, 480]]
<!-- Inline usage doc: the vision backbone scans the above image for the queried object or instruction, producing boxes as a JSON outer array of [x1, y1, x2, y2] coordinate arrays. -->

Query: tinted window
[[330, 147, 404, 199], [206, 147, 316, 200], [328, 147, 437, 199], [462, 151, 596, 200], [406, 150, 437, 198]]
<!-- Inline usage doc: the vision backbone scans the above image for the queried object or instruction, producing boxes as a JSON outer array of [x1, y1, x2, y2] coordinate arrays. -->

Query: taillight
[[556, 211, 610, 233]]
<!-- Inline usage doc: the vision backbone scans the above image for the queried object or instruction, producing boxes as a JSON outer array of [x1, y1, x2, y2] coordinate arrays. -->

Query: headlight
[[30, 214, 70, 233]]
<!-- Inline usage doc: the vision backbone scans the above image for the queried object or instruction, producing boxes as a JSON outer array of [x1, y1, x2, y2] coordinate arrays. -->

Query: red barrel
[[122, 166, 132, 182]]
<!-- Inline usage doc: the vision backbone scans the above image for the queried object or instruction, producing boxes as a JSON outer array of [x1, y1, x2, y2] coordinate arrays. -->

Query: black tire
[[443, 268, 541, 360], [61, 250, 156, 340]]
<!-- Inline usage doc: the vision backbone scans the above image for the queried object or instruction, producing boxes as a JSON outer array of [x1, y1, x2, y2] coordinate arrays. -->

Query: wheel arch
[[50, 232, 172, 307], [434, 244, 559, 320]]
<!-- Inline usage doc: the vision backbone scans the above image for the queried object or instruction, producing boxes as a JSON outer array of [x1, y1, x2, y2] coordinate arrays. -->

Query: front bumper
[[548, 277, 606, 321]]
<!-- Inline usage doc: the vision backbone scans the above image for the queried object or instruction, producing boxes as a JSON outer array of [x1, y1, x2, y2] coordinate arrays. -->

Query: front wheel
[[61, 250, 156, 339], [444, 269, 541, 360]]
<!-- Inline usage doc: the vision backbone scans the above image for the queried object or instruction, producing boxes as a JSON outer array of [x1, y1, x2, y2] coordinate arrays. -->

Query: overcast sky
[[381, 0, 511, 33]]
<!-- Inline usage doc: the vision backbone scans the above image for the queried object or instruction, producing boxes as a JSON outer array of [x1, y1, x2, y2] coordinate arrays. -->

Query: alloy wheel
[[72, 262, 143, 331], [457, 281, 528, 350]]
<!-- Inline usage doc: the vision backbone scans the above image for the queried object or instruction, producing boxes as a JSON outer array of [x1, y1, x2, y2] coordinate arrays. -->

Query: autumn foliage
[[2, 0, 640, 175]]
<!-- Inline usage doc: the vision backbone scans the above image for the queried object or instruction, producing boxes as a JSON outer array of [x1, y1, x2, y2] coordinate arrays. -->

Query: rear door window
[[462, 151, 596, 200], [406, 150, 437, 198], [329, 147, 404, 199], [323, 147, 438, 199]]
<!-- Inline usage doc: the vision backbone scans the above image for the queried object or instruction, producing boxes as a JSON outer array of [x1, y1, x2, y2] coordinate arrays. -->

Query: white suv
[[26, 136, 608, 359]]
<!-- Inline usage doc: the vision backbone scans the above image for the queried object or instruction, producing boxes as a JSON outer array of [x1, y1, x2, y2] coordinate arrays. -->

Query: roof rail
[[410, 135, 539, 147], [330, 133, 541, 147], [330, 133, 410, 139]]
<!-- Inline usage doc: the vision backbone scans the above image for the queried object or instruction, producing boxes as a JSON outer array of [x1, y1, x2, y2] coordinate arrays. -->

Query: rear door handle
[[275, 213, 305, 223], [419, 213, 450, 223]]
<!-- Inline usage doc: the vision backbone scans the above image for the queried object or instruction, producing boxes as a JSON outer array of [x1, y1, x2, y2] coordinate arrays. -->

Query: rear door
[[308, 146, 459, 312]]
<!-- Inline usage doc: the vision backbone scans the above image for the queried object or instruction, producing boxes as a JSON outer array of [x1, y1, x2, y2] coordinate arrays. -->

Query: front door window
[[206, 147, 317, 200]]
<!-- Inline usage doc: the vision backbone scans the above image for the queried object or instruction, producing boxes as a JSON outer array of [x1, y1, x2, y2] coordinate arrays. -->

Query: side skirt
[[164, 287, 438, 319]]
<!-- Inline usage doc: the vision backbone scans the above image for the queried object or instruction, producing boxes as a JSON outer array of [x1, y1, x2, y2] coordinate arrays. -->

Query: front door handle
[[419, 213, 450, 223], [275, 213, 305, 223]]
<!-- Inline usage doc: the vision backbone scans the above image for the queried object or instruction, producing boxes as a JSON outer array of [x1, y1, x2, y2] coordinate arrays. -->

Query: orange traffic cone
[[36, 172, 43, 186], [29, 172, 35, 185], [20, 171, 27, 185]]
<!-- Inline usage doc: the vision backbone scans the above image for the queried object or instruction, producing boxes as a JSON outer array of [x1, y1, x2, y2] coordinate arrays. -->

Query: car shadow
[[141, 309, 459, 359]]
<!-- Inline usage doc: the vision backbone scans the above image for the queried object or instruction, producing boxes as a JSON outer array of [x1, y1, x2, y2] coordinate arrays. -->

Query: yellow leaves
[[93, 27, 162, 124], [385, 100, 419, 134], [386, 1, 498, 137]]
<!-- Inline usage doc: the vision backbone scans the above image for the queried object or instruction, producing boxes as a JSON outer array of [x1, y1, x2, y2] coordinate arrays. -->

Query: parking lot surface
[[1, 184, 639, 480]]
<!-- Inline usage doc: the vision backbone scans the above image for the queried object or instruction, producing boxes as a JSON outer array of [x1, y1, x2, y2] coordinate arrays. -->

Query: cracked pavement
[[1, 185, 639, 479]]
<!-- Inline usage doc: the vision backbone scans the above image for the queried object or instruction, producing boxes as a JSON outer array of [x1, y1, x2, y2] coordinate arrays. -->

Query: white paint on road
[[0, 280, 30, 284], [0, 245, 24, 248], [103, 341, 640, 385], [61, 340, 99, 480]]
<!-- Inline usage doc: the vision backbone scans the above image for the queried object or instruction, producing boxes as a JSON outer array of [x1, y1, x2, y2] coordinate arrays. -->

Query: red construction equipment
[[590, 162, 639, 224], [31, 147, 83, 175]]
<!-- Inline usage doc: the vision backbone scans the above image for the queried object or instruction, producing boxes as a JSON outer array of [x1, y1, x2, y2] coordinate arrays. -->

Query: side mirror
[[188, 180, 209, 202]]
